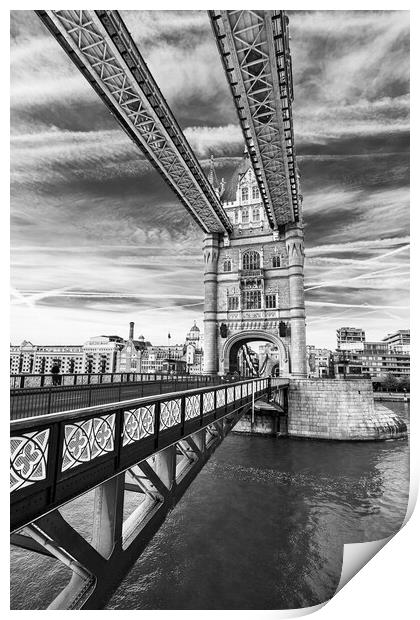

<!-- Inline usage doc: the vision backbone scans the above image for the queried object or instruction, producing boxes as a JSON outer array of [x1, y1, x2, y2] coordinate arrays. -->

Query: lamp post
[[167, 332, 172, 374]]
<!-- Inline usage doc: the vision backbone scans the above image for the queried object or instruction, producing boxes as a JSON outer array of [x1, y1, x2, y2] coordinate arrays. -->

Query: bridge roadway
[[10, 376, 219, 420], [10, 377, 289, 609]]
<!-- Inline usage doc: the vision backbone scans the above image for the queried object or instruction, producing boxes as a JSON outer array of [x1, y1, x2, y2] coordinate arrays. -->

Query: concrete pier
[[287, 378, 407, 440], [232, 379, 407, 441], [233, 400, 288, 437]]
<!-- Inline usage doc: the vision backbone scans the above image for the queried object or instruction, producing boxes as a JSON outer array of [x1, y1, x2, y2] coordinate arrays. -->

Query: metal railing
[[10, 377, 273, 532], [10, 375, 220, 420], [10, 371, 214, 390]]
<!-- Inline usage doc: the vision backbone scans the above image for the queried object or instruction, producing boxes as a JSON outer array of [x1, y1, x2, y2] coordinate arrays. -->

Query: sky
[[10, 10, 410, 349]]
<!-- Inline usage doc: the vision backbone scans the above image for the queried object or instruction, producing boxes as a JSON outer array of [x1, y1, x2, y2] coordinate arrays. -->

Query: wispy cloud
[[10, 10, 409, 348]]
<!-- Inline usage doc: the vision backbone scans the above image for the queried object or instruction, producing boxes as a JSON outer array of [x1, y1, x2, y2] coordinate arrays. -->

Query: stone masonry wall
[[288, 379, 407, 440], [234, 411, 276, 435]]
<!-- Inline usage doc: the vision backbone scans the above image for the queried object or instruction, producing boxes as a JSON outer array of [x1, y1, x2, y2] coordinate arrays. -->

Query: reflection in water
[[10, 403, 409, 610]]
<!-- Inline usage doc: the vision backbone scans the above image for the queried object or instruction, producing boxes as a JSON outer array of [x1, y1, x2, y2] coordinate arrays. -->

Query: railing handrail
[[10, 376, 214, 396], [10, 371, 214, 389], [10, 371, 213, 378], [11, 378, 289, 431]]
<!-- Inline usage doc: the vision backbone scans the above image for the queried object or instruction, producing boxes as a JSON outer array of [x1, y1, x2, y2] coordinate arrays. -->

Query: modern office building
[[382, 329, 410, 353], [333, 329, 410, 379], [336, 327, 366, 351]]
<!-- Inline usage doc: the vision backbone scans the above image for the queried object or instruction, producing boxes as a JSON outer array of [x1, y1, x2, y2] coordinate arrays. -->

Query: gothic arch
[[221, 330, 289, 376]]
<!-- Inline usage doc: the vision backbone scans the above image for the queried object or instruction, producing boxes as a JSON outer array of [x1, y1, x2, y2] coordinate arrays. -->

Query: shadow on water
[[10, 403, 409, 610]]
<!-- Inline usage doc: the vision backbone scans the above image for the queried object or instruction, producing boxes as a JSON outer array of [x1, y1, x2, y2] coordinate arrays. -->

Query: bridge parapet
[[10, 377, 270, 533], [10, 371, 214, 390]]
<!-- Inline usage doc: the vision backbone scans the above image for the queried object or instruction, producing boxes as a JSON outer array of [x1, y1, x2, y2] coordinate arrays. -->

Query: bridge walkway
[[10, 377, 288, 609], [10, 374, 218, 420]]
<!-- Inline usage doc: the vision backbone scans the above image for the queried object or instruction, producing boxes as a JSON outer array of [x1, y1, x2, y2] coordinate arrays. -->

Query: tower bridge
[[10, 9, 407, 610], [204, 149, 306, 378], [36, 9, 305, 380]]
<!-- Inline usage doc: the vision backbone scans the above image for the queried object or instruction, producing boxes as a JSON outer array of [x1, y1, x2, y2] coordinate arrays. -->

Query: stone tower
[[203, 152, 306, 377]]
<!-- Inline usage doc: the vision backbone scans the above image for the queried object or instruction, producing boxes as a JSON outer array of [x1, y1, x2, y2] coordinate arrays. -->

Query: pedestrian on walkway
[[51, 364, 61, 386]]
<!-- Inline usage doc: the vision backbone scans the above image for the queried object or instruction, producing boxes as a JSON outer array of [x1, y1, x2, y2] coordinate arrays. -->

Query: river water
[[10, 402, 409, 610]]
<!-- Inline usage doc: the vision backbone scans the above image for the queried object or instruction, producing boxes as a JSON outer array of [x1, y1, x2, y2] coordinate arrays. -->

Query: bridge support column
[[92, 474, 124, 558], [153, 445, 176, 489], [191, 428, 206, 452], [285, 225, 307, 377], [203, 233, 220, 375]]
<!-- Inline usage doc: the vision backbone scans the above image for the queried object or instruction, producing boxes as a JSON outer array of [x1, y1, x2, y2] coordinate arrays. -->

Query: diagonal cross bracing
[[209, 10, 302, 227], [36, 10, 232, 235]]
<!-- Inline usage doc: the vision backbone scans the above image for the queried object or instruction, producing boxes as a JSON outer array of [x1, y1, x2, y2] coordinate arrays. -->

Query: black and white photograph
[[9, 5, 412, 614]]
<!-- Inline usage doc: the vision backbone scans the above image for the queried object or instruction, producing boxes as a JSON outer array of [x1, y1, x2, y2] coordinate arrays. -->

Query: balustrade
[[10, 377, 277, 532]]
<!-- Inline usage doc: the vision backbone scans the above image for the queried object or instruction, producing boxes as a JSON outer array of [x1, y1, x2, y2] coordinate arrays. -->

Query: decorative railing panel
[[216, 388, 226, 408], [185, 395, 200, 420], [62, 414, 116, 472], [203, 392, 214, 414], [123, 405, 155, 445], [10, 429, 50, 492], [160, 399, 182, 430]]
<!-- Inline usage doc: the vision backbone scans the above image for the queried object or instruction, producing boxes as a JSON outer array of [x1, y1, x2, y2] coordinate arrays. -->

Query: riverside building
[[333, 328, 410, 379], [306, 346, 334, 378], [11, 321, 204, 376]]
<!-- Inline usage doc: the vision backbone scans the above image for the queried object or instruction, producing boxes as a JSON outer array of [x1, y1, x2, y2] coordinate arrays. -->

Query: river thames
[[10, 402, 409, 610]]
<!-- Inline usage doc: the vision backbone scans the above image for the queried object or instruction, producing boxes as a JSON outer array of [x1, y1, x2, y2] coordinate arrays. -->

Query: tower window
[[241, 187, 249, 202], [252, 186, 259, 200], [242, 208, 249, 223], [243, 290, 262, 309], [228, 296, 239, 310], [252, 207, 260, 222], [265, 294, 277, 309], [242, 250, 260, 270], [272, 255, 281, 268], [223, 259, 232, 272]]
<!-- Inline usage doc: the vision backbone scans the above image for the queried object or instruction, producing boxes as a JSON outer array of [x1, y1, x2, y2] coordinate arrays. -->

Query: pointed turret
[[208, 154, 225, 198], [222, 148, 253, 203]]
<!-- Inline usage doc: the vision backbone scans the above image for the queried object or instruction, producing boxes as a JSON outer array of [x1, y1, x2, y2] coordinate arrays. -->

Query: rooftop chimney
[[129, 321, 134, 340]]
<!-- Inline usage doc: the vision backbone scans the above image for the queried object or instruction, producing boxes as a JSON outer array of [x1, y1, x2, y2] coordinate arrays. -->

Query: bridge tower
[[203, 151, 306, 378]]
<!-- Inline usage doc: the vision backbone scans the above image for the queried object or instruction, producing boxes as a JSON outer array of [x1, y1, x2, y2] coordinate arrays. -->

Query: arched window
[[252, 186, 259, 200], [252, 207, 260, 222], [223, 259, 232, 272], [241, 187, 249, 202], [242, 208, 249, 224], [272, 255, 281, 268], [242, 250, 260, 271]]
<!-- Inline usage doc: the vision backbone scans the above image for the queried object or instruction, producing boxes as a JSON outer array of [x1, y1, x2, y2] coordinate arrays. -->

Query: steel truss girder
[[10, 407, 245, 610], [36, 10, 232, 235], [209, 10, 302, 227]]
